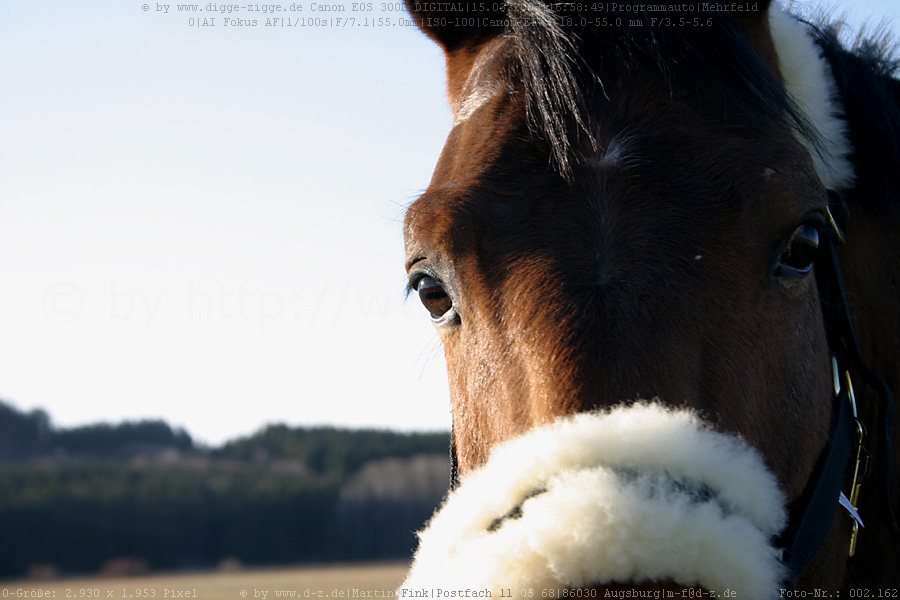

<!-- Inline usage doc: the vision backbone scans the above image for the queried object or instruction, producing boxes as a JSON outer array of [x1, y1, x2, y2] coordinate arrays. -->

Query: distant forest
[[0, 400, 451, 581]]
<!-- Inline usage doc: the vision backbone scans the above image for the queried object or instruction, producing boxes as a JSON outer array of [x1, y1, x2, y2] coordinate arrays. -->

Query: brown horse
[[398, 0, 899, 595]]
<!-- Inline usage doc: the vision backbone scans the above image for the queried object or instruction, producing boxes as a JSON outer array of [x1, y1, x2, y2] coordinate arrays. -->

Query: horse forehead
[[407, 171, 687, 263], [405, 158, 813, 284]]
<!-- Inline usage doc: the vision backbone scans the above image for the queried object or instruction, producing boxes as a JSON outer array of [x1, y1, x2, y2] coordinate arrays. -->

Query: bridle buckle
[[825, 205, 846, 244], [833, 358, 871, 557]]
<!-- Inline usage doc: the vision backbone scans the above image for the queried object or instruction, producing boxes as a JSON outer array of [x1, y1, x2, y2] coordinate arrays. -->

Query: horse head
[[400, 1, 899, 593]]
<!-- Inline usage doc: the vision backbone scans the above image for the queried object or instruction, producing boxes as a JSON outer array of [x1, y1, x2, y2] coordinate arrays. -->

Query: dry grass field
[[1, 563, 410, 600]]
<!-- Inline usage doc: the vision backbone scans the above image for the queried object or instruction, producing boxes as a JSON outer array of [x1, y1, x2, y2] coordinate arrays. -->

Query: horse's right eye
[[416, 276, 453, 321], [776, 223, 820, 278]]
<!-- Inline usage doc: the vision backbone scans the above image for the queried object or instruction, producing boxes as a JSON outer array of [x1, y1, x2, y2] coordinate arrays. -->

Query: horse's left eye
[[777, 224, 820, 277], [416, 276, 454, 321]]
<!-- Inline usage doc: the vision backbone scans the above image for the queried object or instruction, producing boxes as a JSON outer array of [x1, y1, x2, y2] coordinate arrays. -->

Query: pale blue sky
[[0, 0, 897, 445]]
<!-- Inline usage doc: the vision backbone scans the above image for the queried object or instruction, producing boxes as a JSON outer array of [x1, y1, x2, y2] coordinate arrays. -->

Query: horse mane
[[499, 0, 816, 177], [502, 0, 589, 176], [497, 0, 899, 202], [808, 20, 900, 221]]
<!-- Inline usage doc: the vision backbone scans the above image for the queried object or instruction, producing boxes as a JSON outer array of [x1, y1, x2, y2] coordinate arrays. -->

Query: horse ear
[[403, 0, 504, 51], [730, 0, 774, 31], [744, 0, 771, 12], [731, 0, 780, 75]]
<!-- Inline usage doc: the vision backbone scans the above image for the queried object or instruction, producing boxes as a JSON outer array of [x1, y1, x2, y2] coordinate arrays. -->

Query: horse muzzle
[[398, 403, 788, 598]]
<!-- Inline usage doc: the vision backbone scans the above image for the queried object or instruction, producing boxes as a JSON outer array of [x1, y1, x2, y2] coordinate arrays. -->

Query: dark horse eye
[[777, 224, 820, 277], [417, 276, 453, 320]]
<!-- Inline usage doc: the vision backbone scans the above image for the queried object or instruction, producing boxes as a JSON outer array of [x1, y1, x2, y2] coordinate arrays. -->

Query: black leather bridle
[[777, 190, 898, 582]]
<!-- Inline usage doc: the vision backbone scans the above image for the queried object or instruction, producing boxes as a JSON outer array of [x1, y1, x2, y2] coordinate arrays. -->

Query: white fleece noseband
[[399, 404, 787, 597]]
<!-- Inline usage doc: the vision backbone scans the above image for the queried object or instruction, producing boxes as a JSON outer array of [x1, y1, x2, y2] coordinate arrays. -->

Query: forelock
[[501, 0, 592, 179]]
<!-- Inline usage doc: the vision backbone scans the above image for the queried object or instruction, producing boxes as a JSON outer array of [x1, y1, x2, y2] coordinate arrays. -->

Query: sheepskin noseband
[[399, 403, 788, 598]]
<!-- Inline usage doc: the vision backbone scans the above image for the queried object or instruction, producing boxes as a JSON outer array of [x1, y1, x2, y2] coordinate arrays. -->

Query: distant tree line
[[215, 424, 451, 477], [0, 402, 193, 460], [0, 400, 450, 580]]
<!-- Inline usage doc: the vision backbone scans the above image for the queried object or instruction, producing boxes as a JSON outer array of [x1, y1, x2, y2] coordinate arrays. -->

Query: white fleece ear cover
[[768, 3, 855, 189], [399, 403, 788, 599]]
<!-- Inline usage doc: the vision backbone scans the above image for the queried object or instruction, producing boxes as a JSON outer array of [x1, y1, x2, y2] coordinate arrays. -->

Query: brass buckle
[[848, 417, 870, 557], [825, 205, 846, 244], [841, 368, 870, 557]]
